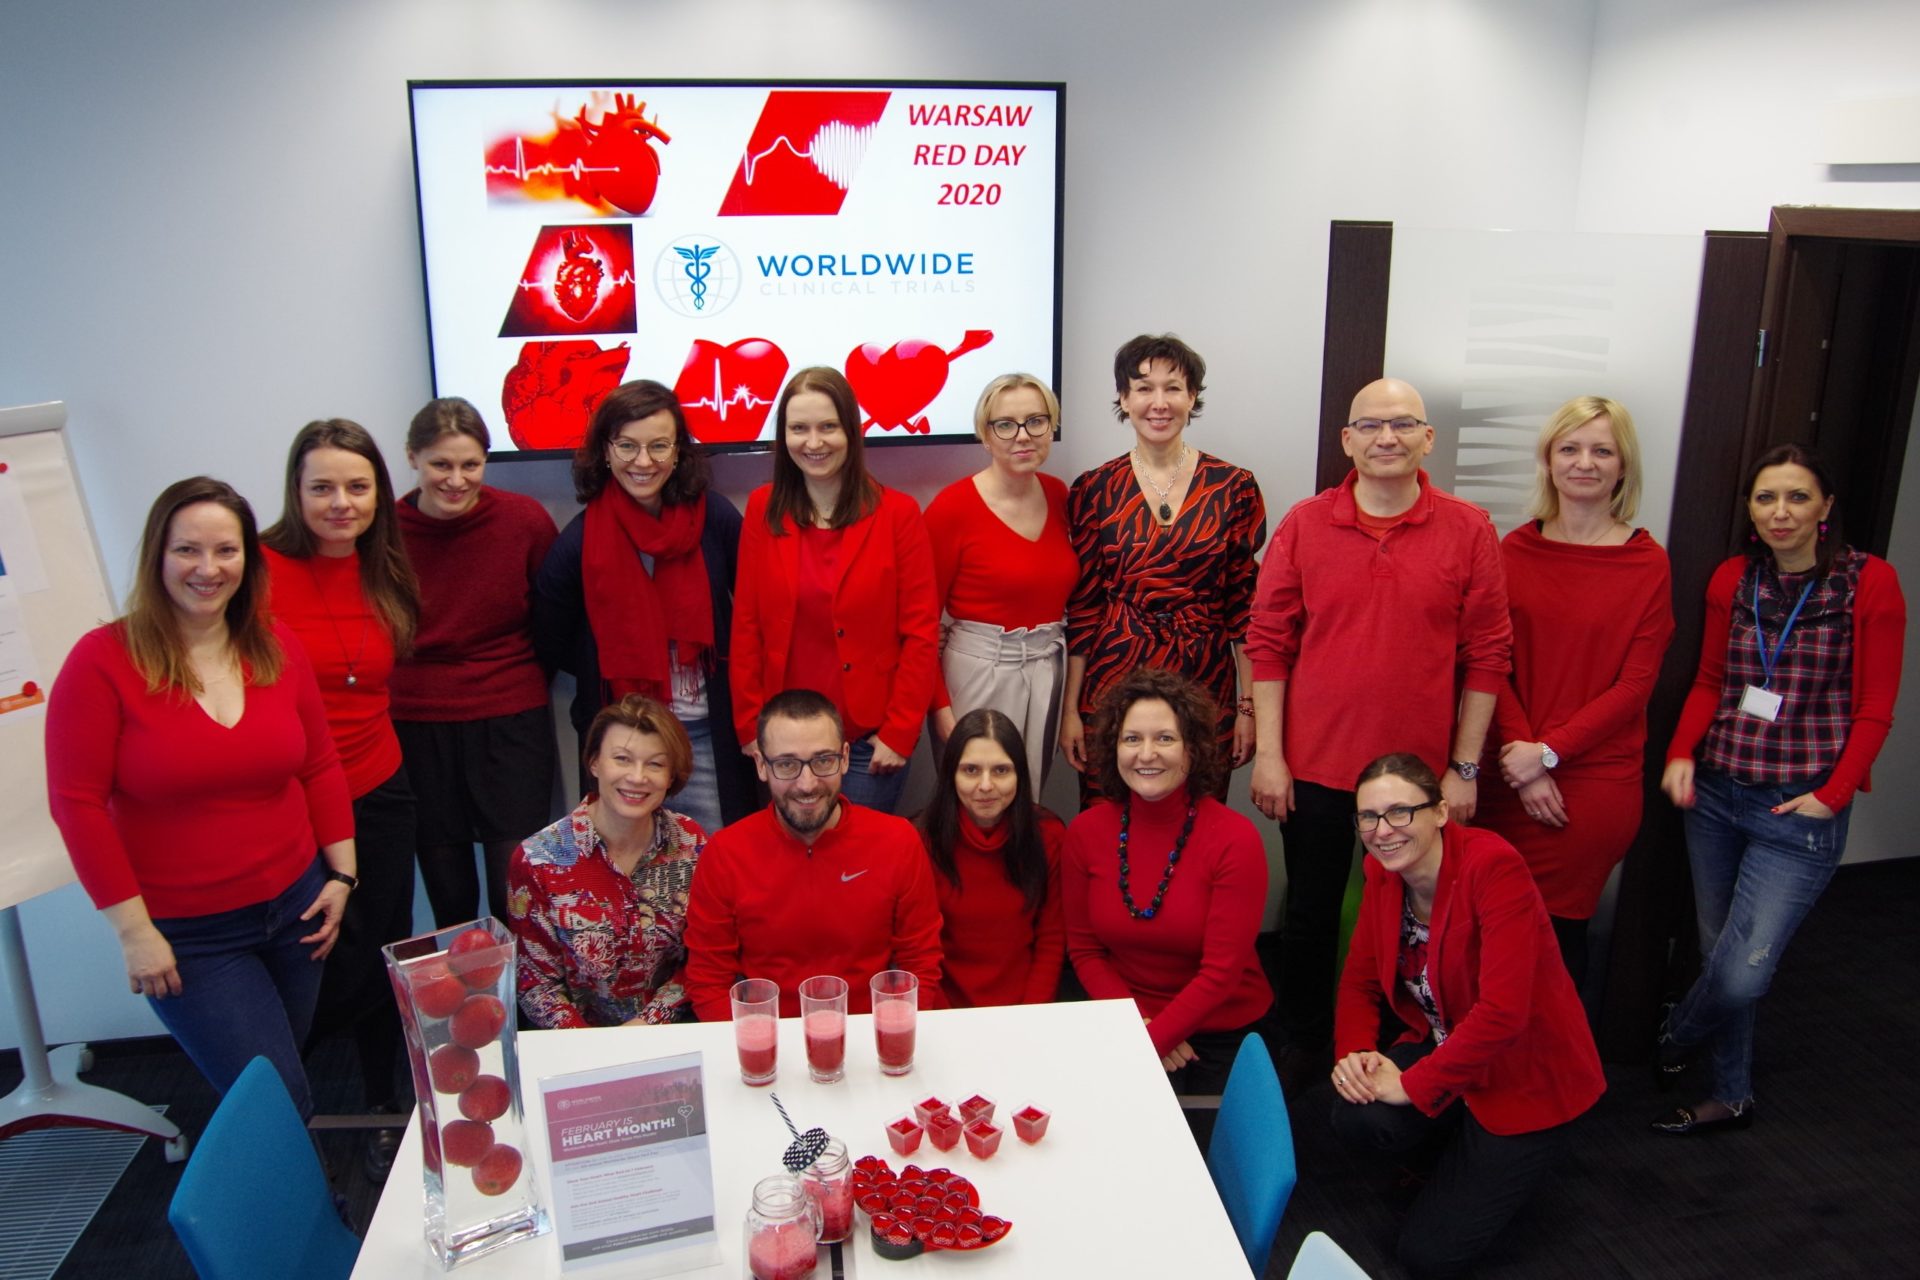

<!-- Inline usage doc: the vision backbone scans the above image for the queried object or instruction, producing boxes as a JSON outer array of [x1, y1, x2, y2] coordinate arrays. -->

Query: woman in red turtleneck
[[1063, 667, 1273, 1094], [915, 708, 1065, 1007]]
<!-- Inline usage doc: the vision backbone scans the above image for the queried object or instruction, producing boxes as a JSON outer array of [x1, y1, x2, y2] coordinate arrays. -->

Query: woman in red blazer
[[731, 366, 940, 814], [1330, 753, 1603, 1280]]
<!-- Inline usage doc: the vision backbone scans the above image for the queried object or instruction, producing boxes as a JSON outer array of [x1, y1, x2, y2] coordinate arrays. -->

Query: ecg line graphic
[[485, 137, 621, 183], [516, 271, 635, 293], [738, 122, 877, 190], [684, 359, 776, 422]]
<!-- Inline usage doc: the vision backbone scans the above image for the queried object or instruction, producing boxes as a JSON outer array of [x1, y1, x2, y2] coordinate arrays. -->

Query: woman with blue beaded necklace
[[1060, 666, 1274, 1093]]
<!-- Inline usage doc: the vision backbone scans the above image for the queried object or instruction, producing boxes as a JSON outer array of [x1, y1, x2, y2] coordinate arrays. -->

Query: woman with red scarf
[[534, 380, 757, 834]]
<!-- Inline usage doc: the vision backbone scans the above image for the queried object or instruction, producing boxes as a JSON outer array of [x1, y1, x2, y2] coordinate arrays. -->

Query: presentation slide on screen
[[411, 81, 1063, 454]]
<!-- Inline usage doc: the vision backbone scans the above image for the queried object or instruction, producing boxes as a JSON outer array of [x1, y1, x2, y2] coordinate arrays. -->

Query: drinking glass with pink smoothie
[[869, 970, 918, 1076], [798, 975, 848, 1083], [730, 978, 780, 1086]]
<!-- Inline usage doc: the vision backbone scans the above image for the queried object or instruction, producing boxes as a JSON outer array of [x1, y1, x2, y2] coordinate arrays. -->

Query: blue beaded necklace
[[1117, 798, 1198, 919]]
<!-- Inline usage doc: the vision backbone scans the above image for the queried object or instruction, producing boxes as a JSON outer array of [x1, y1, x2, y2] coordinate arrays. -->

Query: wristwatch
[[325, 869, 360, 891], [1450, 760, 1479, 781], [1541, 744, 1560, 770]]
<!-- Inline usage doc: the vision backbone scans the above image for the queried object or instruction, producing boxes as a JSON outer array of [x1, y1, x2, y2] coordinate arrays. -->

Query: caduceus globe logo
[[654, 235, 741, 319]]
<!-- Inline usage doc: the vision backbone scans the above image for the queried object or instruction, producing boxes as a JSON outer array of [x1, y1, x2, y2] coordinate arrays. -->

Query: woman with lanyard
[[1654, 444, 1905, 1134]]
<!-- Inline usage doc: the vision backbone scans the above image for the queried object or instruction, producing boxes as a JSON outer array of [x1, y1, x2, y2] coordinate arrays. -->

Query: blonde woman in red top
[[1477, 397, 1674, 987], [924, 374, 1079, 793], [262, 418, 420, 1163]]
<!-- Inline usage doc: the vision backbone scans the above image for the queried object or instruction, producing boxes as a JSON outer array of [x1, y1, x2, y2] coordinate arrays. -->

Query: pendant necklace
[[305, 558, 368, 688], [1132, 444, 1189, 524], [1116, 796, 1198, 919]]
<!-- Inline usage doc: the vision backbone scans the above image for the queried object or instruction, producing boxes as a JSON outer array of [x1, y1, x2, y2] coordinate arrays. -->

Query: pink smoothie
[[804, 1010, 845, 1076], [873, 1001, 916, 1074], [735, 1014, 778, 1084]]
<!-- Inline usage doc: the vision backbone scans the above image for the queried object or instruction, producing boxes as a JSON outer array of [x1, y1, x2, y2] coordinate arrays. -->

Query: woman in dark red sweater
[[261, 419, 420, 1160], [1332, 753, 1603, 1279], [1654, 444, 1905, 1135], [1063, 667, 1273, 1094], [393, 397, 558, 928], [915, 708, 1065, 1007], [47, 478, 356, 1120]]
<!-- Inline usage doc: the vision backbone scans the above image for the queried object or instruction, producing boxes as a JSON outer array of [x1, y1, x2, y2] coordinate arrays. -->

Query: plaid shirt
[[507, 800, 704, 1029], [1700, 550, 1861, 786]]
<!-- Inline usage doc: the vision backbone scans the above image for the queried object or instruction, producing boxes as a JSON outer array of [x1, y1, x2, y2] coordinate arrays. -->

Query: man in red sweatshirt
[[685, 688, 944, 1020], [1245, 377, 1511, 1089]]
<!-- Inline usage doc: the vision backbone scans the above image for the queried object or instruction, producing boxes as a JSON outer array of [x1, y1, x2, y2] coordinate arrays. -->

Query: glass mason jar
[[801, 1138, 853, 1244], [384, 916, 550, 1269], [744, 1173, 821, 1280]]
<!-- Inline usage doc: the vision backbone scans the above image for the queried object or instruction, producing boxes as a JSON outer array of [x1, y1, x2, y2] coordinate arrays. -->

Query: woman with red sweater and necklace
[[915, 708, 1065, 1007], [1477, 397, 1674, 987], [1063, 667, 1273, 1094], [261, 418, 420, 1164], [394, 398, 558, 929]]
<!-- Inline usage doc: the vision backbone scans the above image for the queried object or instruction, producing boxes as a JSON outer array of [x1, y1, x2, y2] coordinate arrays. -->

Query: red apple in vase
[[449, 994, 507, 1049], [428, 1044, 480, 1094], [459, 1075, 511, 1122], [409, 961, 466, 1019], [447, 928, 507, 989], [472, 1143, 523, 1196], [441, 1119, 495, 1167]]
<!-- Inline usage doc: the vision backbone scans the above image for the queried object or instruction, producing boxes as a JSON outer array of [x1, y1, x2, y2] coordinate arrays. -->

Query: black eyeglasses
[[987, 414, 1053, 440], [764, 751, 846, 781], [1346, 418, 1428, 437], [1352, 800, 1439, 832], [609, 439, 675, 463]]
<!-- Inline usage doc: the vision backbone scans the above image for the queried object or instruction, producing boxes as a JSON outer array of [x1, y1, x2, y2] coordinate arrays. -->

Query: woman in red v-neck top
[[261, 419, 420, 1137], [924, 374, 1078, 794]]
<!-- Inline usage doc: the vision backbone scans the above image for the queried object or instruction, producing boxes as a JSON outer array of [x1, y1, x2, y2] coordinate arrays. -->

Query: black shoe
[[363, 1125, 402, 1182], [1651, 1101, 1753, 1135]]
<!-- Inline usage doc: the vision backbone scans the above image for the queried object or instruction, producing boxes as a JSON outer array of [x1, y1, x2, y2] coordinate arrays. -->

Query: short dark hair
[[1743, 442, 1840, 579], [407, 396, 491, 454], [756, 687, 845, 750], [572, 379, 711, 505], [1111, 333, 1207, 422], [1354, 752, 1443, 803], [1089, 667, 1226, 801], [584, 694, 694, 796], [916, 709, 1047, 912]]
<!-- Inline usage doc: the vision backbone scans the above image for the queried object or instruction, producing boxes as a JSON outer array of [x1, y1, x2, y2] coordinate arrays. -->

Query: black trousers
[[1329, 1043, 1567, 1279], [1275, 780, 1360, 1046]]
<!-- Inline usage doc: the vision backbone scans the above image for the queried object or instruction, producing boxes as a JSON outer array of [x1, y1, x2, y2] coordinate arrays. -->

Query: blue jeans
[[673, 716, 726, 837], [149, 858, 328, 1119], [839, 734, 909, 815], [1664, 768, 1851, 1105]]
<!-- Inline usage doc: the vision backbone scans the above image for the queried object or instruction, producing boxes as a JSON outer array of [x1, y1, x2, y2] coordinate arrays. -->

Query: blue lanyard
[[1751, 565, 1816, 689]]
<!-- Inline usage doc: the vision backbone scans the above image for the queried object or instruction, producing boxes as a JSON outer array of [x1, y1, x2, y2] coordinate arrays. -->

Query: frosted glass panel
[[1382, 229, 1704, 543]]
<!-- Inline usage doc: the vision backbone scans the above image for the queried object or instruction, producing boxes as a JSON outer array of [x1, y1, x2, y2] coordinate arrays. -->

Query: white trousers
[[939, 618, 1066, 798]]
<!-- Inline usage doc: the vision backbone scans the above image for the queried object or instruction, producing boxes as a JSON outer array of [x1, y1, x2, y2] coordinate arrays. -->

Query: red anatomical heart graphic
[[485, 92, 670, 217], [499, 225, 636, 338], [553, 232, 604, 321], [844, 331, 994, 434], [501, 340, 632, 450], [675, 339, 790, 444]]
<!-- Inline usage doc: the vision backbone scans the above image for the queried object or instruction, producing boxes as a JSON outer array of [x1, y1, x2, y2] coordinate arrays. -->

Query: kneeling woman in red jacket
[[1331, 753, 1603, 1280]]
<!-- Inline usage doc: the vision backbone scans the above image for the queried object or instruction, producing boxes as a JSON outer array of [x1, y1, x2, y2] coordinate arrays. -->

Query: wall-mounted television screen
[[408, 79, 1064, 456]]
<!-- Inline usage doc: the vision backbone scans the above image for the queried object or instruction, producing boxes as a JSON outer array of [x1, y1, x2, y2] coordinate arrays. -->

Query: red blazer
[[731, 484, 941, 757], [1335, 822, 1604, 1135]]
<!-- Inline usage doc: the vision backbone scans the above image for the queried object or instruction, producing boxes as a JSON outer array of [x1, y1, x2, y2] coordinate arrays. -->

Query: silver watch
[[1541, 744, 1560, 770]]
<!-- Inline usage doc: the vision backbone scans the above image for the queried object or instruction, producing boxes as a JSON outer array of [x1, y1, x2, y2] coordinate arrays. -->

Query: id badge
[[1739, 684, 1783, 722]]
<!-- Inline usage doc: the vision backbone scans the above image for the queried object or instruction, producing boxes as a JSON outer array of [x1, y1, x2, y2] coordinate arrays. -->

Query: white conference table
[[353, 998, 1250, 1277]]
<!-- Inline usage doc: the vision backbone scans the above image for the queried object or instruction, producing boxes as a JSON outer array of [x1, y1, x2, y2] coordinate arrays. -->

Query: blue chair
[[1205, 1035, 1297, 1274], [168, 1057, 361, 1280], [1287, 1230, 1373, 1278]]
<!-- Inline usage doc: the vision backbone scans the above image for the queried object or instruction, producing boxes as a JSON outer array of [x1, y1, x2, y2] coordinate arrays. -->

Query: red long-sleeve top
[[1336, 822, 1605, 1135], [925, 473, 1078, 631], [392, 486, 556, 722], [928, 809, 1066, 1008], [47, 622, 354, 917], [1063, 789, 1272, 1058], [730, 485, 940, 759], [683, 799, 945, 1021], [1668, 553, 1905, 811], [262, 547, 400, 798], [1246, 471, 1511, 790]]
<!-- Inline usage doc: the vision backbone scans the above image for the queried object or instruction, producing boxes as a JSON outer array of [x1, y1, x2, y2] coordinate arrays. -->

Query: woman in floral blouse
[[508, 694, 705, 1027]]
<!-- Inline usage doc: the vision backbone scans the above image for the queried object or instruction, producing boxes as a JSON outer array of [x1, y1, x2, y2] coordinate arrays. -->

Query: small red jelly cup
[[924, 1110, 963, 1152], [912, 1095, 949, 1126], [957, 1092, 995, 1125], [886, 1115, 924, 1156], [1012, 1102, 1050, 1143], [962, 1117, 1003, 1159]]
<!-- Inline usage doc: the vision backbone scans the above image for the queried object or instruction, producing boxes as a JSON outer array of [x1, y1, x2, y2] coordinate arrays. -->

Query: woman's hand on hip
[[1773, 791, 1836, 820], [119, 924, 182, 999], [867, 737, 908, 776], [299, 881, 352, 959], [1661, 759, 1696, 809]]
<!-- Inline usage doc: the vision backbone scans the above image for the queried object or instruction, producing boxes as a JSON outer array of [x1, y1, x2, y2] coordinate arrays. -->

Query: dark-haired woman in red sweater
[[916, 708, 1065, 1007], [1063, 668, 1272, 1094], [393, 397, 558, 929]]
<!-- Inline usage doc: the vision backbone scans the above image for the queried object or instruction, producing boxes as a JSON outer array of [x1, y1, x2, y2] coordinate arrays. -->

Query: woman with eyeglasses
[[730, 367, 941, 815], [534, 380, 757, 835], [923, 374, 1079, 792], [1332, 753, 1602, 1280], [1063, 335, 1265, 807]]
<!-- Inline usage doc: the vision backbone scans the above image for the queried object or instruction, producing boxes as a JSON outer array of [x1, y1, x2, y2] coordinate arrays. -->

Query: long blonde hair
[[1528, 396, 1642, 524]]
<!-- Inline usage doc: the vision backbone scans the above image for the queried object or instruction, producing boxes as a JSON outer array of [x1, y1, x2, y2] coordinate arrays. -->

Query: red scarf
[[582, 490, 713, 701]]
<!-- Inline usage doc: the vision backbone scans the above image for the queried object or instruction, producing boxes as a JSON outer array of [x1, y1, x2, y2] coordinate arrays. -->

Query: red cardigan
[[928, 809, 1066, 1008], [730, 485, 940, 757], [1335, 822, 1604, 1135]]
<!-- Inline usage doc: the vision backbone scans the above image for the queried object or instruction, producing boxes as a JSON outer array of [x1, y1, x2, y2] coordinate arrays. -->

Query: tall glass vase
[[385, 917, 551, 1268]]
